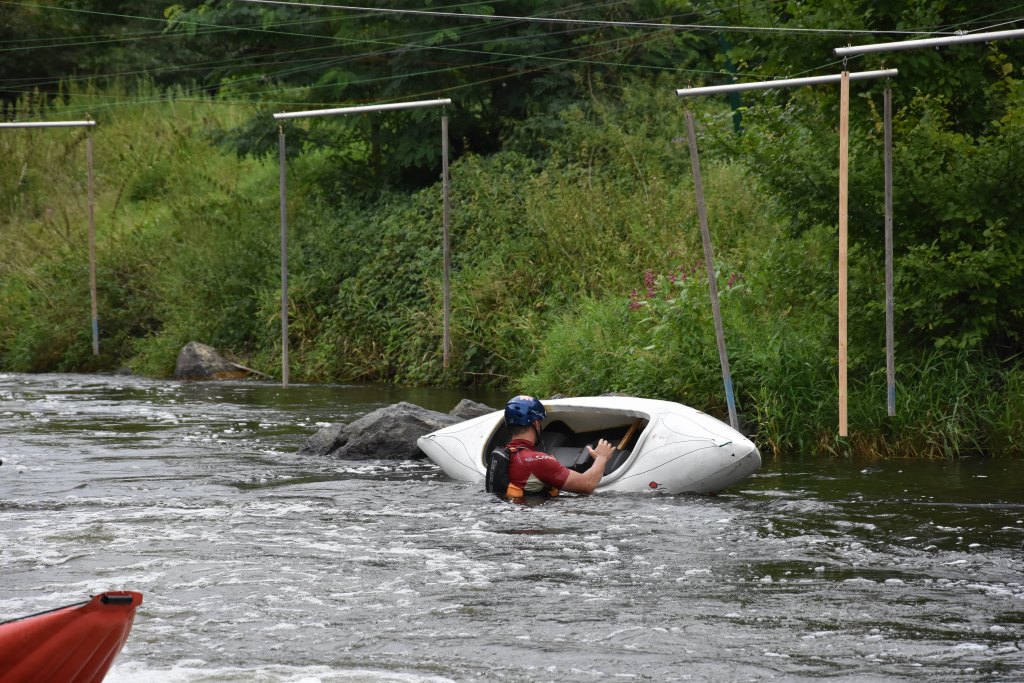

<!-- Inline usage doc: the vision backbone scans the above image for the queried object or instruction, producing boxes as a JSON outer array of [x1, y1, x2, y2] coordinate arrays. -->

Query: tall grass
[[0, 83, 277, 373], [2, 79, 1021, 459]]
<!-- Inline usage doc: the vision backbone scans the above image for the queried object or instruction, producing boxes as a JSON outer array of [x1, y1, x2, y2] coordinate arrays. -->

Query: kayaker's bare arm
[[561, 439, 614, 494]]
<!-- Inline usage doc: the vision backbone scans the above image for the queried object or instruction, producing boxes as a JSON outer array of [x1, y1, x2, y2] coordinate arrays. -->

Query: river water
[[1, 372, 1022, 682]]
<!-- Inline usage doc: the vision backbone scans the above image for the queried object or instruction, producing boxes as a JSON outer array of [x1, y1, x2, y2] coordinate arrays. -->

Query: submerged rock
[[174, 341, 246, 380], [299, 422, 347, 457], [299, 401, 460, 460], [449, 399, 496, 420]]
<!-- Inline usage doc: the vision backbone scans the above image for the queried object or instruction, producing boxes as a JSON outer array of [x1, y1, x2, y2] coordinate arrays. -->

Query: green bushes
[[524, 215, 1024, 459], [524, 218, 835, 453], [0, 85, 275, 374], [705, 81, 1024, 357], [2, 79, 1022, 459]]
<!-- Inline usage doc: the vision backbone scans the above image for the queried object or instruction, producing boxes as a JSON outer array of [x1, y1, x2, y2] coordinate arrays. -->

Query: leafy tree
[[163, 1, 716, 193], [699, 0, 1024, 356], [708, 0, 1023, 131], [0, 1, 204, 113]]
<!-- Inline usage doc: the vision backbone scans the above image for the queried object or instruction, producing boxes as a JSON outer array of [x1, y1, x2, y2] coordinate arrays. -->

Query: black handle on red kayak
[[100, 594, 136, 605]]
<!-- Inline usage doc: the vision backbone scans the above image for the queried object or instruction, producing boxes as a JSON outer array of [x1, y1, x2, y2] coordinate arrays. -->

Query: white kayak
[[417, 396, 761, 494]]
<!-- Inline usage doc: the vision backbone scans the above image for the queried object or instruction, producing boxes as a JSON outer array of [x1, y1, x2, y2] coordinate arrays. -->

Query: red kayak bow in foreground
[[0, 591, 143, 683]]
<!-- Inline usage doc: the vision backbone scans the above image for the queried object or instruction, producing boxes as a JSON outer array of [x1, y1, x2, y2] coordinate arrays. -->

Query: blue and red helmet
[[505, 395, 546, 426]]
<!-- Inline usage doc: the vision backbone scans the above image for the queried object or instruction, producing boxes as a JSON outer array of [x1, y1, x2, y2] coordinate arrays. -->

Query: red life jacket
[[504, 440, 565, 499]]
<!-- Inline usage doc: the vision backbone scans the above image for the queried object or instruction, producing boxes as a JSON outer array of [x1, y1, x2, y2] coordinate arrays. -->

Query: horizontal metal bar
[[0, 120, 96, 128], [835, 28, 1024, 57], [274, 98, 452, 120], [676, 69, 898, 97]]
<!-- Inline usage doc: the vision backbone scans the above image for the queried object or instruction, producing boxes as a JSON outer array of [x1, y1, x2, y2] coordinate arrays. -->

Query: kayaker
[[500, 394, 614, 498]]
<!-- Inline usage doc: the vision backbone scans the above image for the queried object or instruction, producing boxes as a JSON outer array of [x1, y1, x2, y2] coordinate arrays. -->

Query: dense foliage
[[2, 1, 1023, 457]]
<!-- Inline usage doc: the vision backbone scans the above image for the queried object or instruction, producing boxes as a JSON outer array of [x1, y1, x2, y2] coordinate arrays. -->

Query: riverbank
[[2, 81, 1023, 458]]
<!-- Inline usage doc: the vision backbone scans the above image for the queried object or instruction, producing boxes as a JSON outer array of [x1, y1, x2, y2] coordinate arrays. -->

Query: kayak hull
[[418, 396, 760, 494]]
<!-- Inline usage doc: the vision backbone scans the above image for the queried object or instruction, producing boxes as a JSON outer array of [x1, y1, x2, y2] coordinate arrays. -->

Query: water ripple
[[2, 374, 1023, 681]]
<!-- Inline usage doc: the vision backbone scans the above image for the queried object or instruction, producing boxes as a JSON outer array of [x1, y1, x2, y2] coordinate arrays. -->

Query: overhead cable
[[237, 0, 955, 36]]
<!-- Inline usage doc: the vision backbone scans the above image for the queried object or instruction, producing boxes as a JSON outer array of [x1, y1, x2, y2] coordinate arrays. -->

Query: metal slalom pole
[[273, 98, 453, 373], [2, 119, 101, 356], [684, 110, 739, 430], [678, 69, 899, 439], [86, 126, 99, 356], [835, 28, 1024, 57], [884, 86, 895, 417], [441, 115, 451, 370], [278, 126, 289, 387], [838, 71, 850, 437]]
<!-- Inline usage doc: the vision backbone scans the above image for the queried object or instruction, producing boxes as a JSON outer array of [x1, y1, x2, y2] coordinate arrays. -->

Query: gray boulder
[[299, 401, 460, 460], [449, 399, 496, 420], [299, 422, 347, 457], [174, 341, 246, 380]]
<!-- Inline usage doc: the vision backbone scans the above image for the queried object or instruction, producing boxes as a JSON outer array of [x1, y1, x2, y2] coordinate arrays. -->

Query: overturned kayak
[[418, 396, 761, 494], [0, 591, 143, 683]]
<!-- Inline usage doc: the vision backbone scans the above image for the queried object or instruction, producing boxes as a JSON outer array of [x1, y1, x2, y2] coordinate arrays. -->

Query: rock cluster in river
[[174, 341, 247, 380], [299, 399, 496, 460]]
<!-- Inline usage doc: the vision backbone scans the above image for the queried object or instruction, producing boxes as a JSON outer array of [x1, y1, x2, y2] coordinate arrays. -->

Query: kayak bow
[[0, 591, 143, 683]]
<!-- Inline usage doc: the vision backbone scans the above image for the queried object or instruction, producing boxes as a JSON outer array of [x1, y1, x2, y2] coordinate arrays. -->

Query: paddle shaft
[[617, 419, 643, 451]]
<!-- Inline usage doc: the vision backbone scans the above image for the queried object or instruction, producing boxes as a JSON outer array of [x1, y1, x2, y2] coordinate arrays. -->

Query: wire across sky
[[1, 0, 1021, 116]]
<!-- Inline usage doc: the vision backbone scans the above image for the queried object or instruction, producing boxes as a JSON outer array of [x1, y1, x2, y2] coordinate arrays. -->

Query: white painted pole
[[441, 115, 451, 370], [274, 98, 451, 120], [835, 28, 1024, 57], [838, 71, 850, 438], [684, 110, 739, 430], [278, 127, 290, 387], [87, 128, 99, 356], [0, 120, 97, 128], [676, 69, 897, 97]]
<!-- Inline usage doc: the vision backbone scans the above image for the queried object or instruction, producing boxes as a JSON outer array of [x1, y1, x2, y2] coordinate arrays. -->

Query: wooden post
[[441, 115, 451, 370], [884, 86, 895, 417], [86, 127, 99, 356], [838, 72, 850, 437], [677, 71, 901, 439], [684, 110, 739, 430], [278, 127, 289, 387]]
